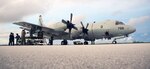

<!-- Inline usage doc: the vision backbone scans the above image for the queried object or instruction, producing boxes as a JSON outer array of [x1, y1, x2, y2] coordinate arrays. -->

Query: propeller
[[62, 13, 78, 38], [80, 21, 89, 37]]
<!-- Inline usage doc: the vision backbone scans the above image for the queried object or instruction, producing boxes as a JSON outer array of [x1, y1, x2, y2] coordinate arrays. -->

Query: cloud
[[55, 0, 150, 11], [143, 33, 149, 36], [0, 0, 149, 23], [119, 36, 134, 43], [0, 0, 54, 23], [0, 33, 8, 38], [73, 15, 86, 24], [128, 16, 150, 26]]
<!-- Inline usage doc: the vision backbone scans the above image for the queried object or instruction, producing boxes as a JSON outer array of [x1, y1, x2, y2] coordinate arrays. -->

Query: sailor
[[8, 32, 14, 46], [21, 29, 26, 45], [15, 33, 20, 45]]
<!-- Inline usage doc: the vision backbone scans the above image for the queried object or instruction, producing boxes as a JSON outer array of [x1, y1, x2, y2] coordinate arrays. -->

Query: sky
[[0, 0, 150, 44]]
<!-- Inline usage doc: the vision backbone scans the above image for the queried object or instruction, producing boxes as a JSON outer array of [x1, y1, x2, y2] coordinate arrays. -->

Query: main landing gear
[[73, 40, 95, 45], [84, 41, 95, 45], [84, 41, 88, 45], [61, 39, 68, 45]]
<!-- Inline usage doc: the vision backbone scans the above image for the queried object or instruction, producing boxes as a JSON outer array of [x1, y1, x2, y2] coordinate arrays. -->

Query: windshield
[[115, 21, 125, 25]]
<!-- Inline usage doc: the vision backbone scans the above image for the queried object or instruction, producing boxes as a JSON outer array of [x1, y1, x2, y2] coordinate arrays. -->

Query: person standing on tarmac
[[12, 33, 14, 45], [8, 32, 14, 46], [8, 32, 12, 45], [15, 33, 20, 45], [21, 29, 26, 45]]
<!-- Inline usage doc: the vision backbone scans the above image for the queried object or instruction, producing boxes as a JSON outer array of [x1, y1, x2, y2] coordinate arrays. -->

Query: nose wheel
[[112, 38, 117, 44], [112, 41, 117, 44]]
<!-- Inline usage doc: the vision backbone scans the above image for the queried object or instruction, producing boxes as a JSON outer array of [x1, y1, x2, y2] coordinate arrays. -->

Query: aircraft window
[[116, 21, 125, 25]]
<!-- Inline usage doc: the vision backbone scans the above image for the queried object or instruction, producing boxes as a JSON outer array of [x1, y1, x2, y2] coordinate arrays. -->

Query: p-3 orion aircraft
[[13, 13, 136, 45]]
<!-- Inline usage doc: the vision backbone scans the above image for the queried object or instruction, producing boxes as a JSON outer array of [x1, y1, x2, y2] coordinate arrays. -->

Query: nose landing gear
[[112, 39, 117, 44], [112, 35, 128, 44]]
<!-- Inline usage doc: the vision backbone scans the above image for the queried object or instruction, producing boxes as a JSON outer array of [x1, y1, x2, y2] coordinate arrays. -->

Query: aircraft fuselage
[[51, 20, 136, 41]]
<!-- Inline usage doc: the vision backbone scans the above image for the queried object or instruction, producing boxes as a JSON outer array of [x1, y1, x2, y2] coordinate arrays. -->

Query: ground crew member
[[8, 32, 14, 46], [15, 33, 20, 45], [21, 29, 26, 45]]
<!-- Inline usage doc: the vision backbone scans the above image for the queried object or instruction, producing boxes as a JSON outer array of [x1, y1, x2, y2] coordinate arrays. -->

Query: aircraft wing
[[13, 22, 68, 37]]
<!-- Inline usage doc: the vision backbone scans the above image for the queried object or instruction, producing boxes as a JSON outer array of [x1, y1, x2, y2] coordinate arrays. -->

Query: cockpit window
[[115, 21, 125, 25]]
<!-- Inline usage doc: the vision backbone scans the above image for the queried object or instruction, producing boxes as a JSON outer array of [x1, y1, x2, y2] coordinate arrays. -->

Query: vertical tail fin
[[39, 15, 43, 26]]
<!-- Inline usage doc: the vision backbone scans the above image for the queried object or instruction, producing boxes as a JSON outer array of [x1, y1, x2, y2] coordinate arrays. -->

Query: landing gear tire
[[84, 41, 88, 45], [48, 36, 54, 45], [61, 39, 68, 45], [112, 41, 117, 44]]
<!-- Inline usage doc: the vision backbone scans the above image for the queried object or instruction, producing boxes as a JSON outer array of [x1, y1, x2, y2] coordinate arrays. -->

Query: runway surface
[[0, 43, 150, 69]]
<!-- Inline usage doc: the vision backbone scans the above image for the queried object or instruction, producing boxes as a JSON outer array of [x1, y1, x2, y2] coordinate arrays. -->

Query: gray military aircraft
[[13, 13, 136, 45]]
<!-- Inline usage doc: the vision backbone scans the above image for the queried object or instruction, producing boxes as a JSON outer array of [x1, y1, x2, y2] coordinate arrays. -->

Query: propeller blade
[[73, 26, 78, 30], [86, 23, 89, 29], [80, 21, 84, 28], [62, 19, 67, 24], [70, 13, 73, 23]]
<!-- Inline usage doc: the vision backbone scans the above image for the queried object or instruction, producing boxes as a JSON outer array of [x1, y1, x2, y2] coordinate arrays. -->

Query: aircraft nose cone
[[133, 27, 136, 32], [130, 27, 136, 33]]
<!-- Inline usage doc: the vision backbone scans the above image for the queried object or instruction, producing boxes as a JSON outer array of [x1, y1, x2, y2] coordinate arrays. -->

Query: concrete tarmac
[[0, 43, 150, 69]]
